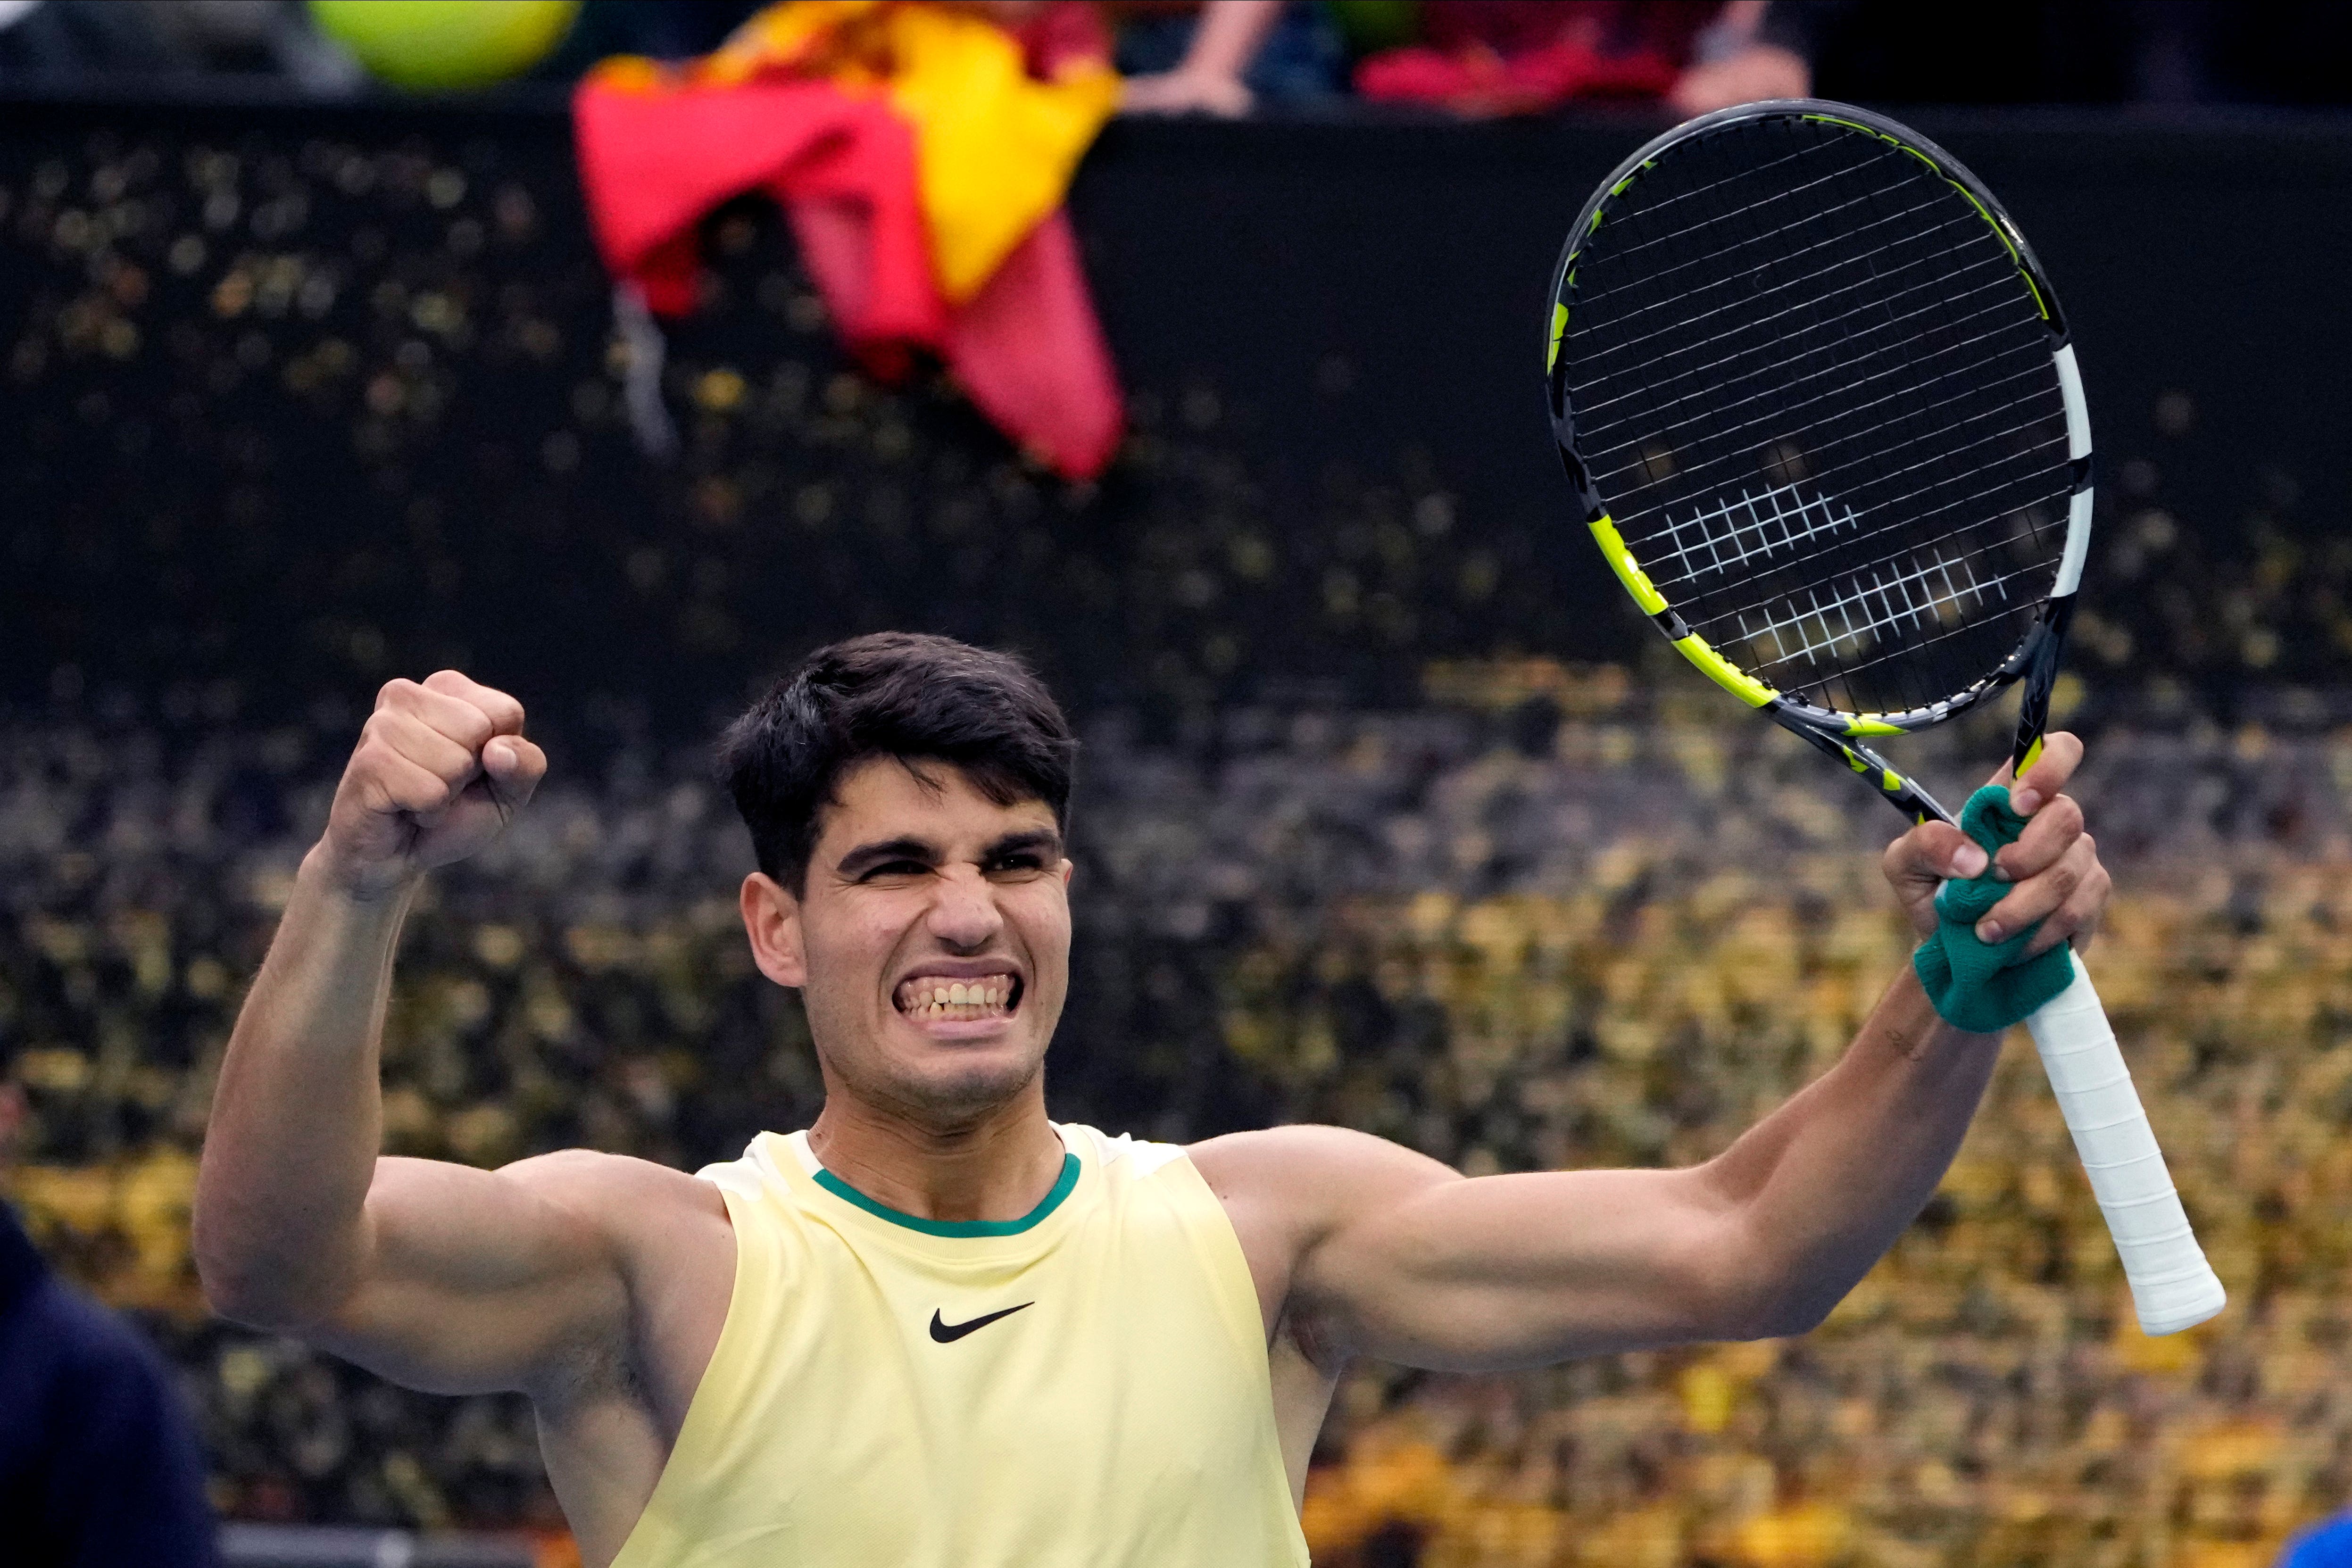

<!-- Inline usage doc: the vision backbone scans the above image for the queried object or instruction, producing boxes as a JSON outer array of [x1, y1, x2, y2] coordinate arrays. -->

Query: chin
[[893, 1060, 1042, 1122], [865, 1031, 1046, 1120]]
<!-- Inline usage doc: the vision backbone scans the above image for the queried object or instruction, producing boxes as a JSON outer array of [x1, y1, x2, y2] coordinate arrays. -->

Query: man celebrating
[[196, 633, 2111, 1567]]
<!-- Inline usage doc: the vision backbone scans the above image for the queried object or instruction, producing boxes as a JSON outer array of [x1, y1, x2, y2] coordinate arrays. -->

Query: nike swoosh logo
[[929, 1303, 1034, 1343]]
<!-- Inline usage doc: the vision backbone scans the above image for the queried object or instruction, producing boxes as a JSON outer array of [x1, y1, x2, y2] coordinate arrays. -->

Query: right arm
[[193, 672, 640, 1394]]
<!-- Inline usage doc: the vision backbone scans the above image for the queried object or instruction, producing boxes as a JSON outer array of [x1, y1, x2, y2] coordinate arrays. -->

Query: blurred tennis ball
[[309, 0, 580, 91]]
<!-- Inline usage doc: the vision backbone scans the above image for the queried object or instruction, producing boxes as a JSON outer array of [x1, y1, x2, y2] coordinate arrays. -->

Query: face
[[740, 757, 1072, 1126]]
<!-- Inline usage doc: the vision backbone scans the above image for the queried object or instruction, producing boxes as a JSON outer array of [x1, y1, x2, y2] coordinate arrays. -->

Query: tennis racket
[[1543, 100, 2225, 1336]]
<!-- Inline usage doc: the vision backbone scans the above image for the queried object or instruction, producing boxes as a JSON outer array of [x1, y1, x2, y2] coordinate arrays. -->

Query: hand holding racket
[[1543, 100, 2225, 1335]]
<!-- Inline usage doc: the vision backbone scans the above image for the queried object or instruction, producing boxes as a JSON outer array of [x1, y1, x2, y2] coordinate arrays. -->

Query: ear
[[740, 872, 807, 989], [0, 1082, 24, 1162], [1058, 858, 1073, 888]]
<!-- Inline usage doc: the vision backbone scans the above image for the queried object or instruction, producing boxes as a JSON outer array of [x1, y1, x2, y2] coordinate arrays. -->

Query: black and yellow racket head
[[1545, 100, 2092, 751]]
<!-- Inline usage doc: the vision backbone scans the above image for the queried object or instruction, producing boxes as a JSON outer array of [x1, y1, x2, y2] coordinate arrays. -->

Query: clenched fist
[[1879, 731, 2111, 954], [316, 672, 548, 896]]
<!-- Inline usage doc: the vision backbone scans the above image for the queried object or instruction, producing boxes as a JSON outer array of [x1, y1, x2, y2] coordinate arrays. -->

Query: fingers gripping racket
[[1543, 100, 2224, 1335]]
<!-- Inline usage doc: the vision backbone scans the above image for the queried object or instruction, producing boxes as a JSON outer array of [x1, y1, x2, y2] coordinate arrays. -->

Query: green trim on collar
[[813, 1152, 1080, 1238]]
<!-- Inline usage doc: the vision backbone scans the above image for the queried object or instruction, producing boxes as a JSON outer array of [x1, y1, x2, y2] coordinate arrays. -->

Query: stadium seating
[[5, 699, 2348, 1563]]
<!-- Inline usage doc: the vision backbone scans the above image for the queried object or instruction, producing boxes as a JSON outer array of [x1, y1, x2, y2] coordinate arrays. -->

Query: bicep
[[310, 1151, 631, 1395], [1304, 1161, 1759, 1371]]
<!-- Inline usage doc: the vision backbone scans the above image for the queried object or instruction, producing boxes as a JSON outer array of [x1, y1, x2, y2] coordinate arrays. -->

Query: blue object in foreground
[[2282, 1511, 2352, 1568]]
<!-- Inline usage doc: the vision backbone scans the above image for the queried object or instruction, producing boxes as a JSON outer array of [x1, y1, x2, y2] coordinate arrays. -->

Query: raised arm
[[194, 673, 661, 1394], [1207, 737, 2107, 1372]]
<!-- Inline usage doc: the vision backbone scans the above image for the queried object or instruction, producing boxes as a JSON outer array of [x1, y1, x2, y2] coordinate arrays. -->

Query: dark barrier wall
[[4, 103, 2349, 733]]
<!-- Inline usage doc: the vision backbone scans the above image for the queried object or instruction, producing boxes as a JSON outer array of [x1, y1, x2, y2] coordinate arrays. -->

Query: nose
[[924, 863, 1004, 952]]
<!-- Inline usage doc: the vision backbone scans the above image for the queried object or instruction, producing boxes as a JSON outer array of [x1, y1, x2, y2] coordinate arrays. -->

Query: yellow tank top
[[609, 1122, 1310, 1568]]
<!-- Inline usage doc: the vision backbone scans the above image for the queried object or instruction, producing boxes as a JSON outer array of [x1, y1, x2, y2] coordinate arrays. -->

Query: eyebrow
[[832, 828, 1064, 879], [984, 829, 1064, 862], [834, 836, 939, 878]]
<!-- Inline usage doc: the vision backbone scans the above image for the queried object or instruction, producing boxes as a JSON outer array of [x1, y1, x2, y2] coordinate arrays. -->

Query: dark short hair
[[720, 633, 1076, 891]]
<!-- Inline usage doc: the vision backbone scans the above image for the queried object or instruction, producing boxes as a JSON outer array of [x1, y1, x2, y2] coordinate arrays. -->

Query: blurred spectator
[[3, 0, 2348, 108], [1116, 0, 1346, 116], [1666, 0, 1809, 116], [0, 1057, 220, 1567], [0, 0, 362, 91], [1350, 0, 1805, 118]]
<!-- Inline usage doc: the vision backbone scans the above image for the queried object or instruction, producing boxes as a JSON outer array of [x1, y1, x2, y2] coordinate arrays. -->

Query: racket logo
[[1729, 546, 2011, 679], [1653, 480, 1859, 587]]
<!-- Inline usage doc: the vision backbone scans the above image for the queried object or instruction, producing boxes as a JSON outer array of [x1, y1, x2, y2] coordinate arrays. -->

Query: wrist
[[301, 839, 424, 907], [1167, 64, 1244, 92], [1883, 967, 2000, 1060]]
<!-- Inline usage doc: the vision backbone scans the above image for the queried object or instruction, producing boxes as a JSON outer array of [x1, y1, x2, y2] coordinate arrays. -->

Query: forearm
[[193, 846, 416, 1325], [1698, 968, 2000, 1333], [1180, 0, 1282, 79]]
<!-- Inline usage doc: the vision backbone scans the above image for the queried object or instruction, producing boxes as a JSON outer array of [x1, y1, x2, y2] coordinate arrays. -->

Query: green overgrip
[[1912, 784, 2075, 1033]]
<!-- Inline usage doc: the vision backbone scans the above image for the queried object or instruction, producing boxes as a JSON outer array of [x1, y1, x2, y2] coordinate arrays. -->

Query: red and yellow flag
[[574, 1, 1123, 478]]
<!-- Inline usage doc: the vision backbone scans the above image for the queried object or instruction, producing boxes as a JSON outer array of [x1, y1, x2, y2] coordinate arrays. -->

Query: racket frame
[[1544, 99, 2094, 827]]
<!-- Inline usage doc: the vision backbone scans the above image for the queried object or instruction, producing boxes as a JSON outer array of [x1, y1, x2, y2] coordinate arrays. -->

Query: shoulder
[[499, 1146, 722, 1204], [1183, 1128, 1465, 1367], [494, 1147, 730, 1250], [1187, 1125, 1458, 1237], [490, 1151, 735, 1405], [1188, 1123, 1458, 1186]]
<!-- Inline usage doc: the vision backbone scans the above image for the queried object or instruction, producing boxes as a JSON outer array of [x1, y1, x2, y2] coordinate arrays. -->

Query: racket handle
[[2025, 959, 2226, 1336]]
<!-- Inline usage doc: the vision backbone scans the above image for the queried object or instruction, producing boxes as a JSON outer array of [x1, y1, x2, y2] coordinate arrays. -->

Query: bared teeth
[[894, 973, 1018, 1019]]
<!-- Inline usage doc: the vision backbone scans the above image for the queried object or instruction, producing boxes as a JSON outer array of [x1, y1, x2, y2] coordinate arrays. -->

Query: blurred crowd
[[1, 0, 2347, 112], [5, 688, 2352, 1562]]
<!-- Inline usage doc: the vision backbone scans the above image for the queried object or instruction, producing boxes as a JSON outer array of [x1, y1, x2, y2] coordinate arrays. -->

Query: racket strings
[[1587, 136, 1892, 277], [1574, 254, 2026, 476], [1596, 338, 2051, 512], [1574, 188, 1986, 375], [1748, 572, 2044, 701], [1591, 289, 2055, 539], [1575, 257, 2021, 427], [1648, 480, 1862, 582], [1655, 405, 2067, 597], [1586, 133, 1840, 234], [1723, 542, 2042, 677], [1680, 445, 2066, 701], [1556, 117, 2071, 717]]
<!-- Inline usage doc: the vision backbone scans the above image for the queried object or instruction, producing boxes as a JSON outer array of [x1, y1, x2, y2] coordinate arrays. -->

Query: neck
[[805, 1080, 1065, 1225]]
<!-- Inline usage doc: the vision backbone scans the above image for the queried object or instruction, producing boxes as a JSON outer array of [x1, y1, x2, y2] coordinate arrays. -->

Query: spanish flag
[[574, 1, 1124, 479]]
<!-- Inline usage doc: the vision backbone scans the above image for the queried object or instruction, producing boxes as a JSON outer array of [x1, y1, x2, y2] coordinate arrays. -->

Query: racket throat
[[2008, 595, 2078, 779], [1770, 705, 1956, 827]]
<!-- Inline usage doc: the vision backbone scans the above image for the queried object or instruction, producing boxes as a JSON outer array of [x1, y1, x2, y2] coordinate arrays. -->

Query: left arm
[[1205, 736, 2108, 1372]]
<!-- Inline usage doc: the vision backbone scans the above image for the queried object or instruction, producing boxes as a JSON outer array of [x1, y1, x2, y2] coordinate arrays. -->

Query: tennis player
[[194, 633, 2111, 1567]]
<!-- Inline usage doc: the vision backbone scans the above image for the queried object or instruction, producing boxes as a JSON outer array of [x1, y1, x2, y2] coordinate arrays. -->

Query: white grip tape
[[2026, 958, 2227, 1335]]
